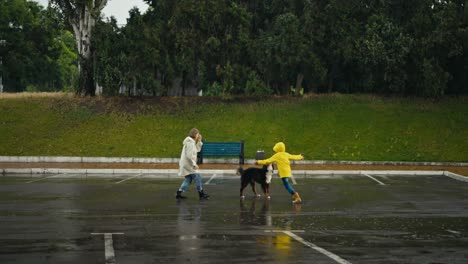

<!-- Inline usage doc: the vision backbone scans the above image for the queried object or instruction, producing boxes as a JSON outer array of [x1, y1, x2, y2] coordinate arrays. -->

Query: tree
[[85, 0, 467, 97], [51, 0, 108, 96], [162, 0, 253, 96], [430, 0, 467, 95], [92, 17, 124, 95], [254, 13, 304, 95], [359, 13, 413, 94], [0, 0, 74, 92]]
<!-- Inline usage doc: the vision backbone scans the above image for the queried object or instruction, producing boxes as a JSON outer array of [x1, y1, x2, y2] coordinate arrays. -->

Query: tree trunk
[[182, 72, 186, 96], [295, 72, 304, 96], [328, 60, 338, 93], [78, 56, 95, 96], [327, 75, 333, 93], [56, 0, 108, 96], [71, 8, 94, 96]]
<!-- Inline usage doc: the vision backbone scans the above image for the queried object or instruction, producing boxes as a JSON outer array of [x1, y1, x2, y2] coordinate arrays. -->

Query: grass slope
[[0, 93, 466, 162]]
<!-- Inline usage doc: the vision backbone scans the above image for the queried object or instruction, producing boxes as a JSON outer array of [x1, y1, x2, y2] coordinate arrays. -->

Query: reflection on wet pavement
[[0, 176, 467, 263], [177, 201, 203, 261]]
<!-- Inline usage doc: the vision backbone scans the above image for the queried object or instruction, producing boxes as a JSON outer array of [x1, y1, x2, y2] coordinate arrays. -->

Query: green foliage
[[92, 18, 126, 95], [421, 58, 450, 97], [54, 30, 78, 92], [360, 13, 413, 94], [204, 82, 223, 96], [25, 85, 39, 92], [0, 0, 75, 92], [0, 95, 467, 162], [245, 71, 271, 96], [2, 0, 468, 96]]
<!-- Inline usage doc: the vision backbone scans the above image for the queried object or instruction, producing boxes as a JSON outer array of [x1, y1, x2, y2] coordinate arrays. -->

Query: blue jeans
[[178, 173, 203, 192], [281, 177, 295, 195]]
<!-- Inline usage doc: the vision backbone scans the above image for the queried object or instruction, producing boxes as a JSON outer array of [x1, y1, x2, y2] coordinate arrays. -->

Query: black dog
[[237, 164, 273, 199]]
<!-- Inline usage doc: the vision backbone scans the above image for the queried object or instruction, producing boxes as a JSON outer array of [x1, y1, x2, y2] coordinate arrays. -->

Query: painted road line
[[363, 174, 386, 185], [104, 233, 116, 264], [281, 230, 352, 264], [291, 175, 297, 185], [446, 229, 461, 235], [265, 230, 305, 233], [205, 173, 217, 185], [26, 174, 65, 184], [91, 233, 124, 264], [115, 174, 142, 184]]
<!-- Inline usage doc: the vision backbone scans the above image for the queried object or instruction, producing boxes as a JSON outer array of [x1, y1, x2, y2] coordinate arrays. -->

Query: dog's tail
[[236, 167, 244, 176]]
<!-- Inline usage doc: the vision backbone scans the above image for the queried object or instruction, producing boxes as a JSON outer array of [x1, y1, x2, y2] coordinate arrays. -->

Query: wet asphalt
[[1, 173, 468, 264]]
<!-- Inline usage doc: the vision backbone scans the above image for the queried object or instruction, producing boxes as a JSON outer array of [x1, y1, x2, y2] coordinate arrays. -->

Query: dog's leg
[[251, 182, 260, 197], [264, 184, 271, 199], [261, 184, 267, 196], [240, 175, 249, 199], [240, 184, 247, 199]]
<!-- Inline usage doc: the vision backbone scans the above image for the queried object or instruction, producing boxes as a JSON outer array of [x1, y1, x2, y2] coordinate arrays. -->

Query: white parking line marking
[[104, 234, 116, 264], [265, 230, 305, 233], [446, 229, 461, 235], [26, 174, 64, 184], [363, 174, 386, 185], [115, 174, 142, 184], [270, 230, 352, 264], [205, 173, 217, 185], [291, 176, 297, 185], [91, 233, 124, 264]]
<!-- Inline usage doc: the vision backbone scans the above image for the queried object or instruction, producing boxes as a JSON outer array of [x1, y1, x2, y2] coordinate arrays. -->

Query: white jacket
[[178, 136, 203, 176]]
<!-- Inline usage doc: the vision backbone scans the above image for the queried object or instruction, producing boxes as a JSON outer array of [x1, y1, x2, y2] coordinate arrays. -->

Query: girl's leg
[[281, 178, 296, 195], [178, 175, 193, 192]]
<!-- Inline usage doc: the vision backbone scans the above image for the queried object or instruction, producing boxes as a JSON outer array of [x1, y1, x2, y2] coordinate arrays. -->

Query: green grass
[[0, 94, 467, 162]]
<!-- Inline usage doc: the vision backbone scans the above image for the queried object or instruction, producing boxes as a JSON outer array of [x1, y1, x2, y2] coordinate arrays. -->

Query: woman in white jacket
[[176, 128, 210, 200]]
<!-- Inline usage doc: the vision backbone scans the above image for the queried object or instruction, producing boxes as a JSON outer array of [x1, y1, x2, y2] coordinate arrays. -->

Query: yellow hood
[[257, 141, 302, 178], [273, 142, 285, 153]]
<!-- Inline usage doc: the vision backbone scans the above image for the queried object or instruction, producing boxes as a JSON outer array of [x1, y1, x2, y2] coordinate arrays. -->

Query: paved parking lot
[[1, 173, 468, 263]]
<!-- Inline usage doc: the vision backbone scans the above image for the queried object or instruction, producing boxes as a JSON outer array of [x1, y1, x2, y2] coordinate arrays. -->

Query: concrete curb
[[1, 156, 467, 167], [444, 171, 468, 182], [0, 156, 179, 164], [0, 168, 454, 176]]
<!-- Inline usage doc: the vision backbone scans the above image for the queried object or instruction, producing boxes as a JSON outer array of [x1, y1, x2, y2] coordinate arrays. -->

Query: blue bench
[[197, 141, 245, 165]]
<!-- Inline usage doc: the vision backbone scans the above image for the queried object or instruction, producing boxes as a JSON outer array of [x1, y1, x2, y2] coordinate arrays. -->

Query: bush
[[25, 85, 39, 92], [245, 71, 271, 95], [421, 58, 450, 97]]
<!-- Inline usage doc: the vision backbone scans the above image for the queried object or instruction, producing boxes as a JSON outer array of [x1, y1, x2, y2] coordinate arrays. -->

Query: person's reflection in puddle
[[239, 198, 302, 261], [176, 202, 203, 262], [276, 203, 302, 248]]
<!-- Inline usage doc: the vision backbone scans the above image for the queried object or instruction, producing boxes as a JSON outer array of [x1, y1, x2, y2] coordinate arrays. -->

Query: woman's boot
[[176, 190, 187, 199], [199, 190, 210, 200]]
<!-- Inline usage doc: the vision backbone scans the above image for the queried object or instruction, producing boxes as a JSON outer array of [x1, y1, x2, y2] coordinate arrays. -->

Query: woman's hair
[[188, 128, 199, 139]]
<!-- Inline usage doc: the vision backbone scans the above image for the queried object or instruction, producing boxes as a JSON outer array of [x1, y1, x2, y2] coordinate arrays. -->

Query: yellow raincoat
[[257, 142, 303, 178]]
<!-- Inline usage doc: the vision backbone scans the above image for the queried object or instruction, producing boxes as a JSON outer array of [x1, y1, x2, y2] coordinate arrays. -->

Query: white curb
[[1, 156, 467, 167], [444, 171, 468, 182]]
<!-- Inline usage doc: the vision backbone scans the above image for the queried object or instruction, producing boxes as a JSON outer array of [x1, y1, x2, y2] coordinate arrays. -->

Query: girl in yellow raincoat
[[255, 142, 304, 203]]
